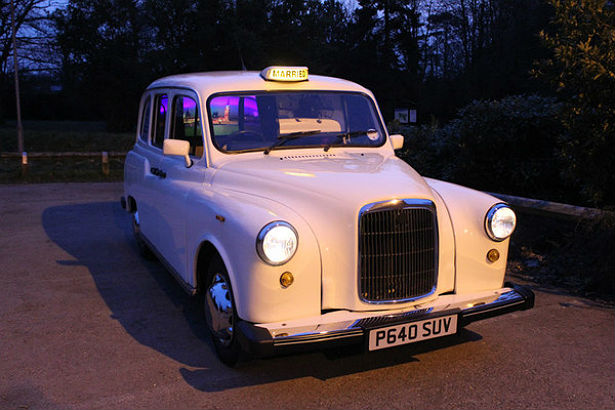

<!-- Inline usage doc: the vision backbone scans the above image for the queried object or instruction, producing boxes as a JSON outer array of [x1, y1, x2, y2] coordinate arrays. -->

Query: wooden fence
[[488, 192, 612, 221], [1, 151, 611, 220]]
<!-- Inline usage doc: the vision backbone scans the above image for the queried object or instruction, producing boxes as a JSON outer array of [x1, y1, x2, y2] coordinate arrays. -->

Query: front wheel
[[202, 256, 242, 366]]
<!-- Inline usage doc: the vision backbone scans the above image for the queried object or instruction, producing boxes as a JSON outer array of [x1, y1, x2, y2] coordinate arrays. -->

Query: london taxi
[[122, 66, 534, 365]]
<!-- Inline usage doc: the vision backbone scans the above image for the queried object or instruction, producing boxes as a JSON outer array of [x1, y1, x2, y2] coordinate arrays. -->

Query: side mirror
[[390, 134, 404, 150], [163, 139, 192, 168]]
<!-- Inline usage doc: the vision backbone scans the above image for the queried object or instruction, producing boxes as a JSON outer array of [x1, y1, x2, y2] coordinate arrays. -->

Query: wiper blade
[[323, 129, 378, 152], [263, 130, 322, 155]]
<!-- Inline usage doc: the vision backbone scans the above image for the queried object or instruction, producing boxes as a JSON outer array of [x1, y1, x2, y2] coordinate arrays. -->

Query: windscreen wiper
[[323, 129, 379, 152], [263, 130, 322, 155]]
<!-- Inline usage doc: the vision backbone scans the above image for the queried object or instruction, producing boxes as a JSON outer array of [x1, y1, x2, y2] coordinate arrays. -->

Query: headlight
[[485, 203, 516, 241], [256, 221, 298, 265]]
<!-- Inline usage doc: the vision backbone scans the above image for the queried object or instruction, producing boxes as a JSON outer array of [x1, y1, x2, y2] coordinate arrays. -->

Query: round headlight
[[256, 221, 298, 265], [485, 204, 516, 241]]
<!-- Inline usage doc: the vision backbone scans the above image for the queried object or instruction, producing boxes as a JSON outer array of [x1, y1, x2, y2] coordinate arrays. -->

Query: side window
[[139, 97, 151, 142], [171, 95, 203, 157], [152, 94, 168, 149]]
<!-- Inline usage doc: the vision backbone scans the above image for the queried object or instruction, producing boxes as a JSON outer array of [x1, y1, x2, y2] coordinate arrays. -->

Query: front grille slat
[[359, 201, 437, 303]]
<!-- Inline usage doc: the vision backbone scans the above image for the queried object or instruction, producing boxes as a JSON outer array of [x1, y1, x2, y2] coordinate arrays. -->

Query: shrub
[[397, 94, 569, 202]]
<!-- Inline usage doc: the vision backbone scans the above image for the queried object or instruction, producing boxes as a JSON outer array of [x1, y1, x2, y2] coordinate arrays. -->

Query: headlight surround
[[256, 221, 298, 265], [485, 203, 516, 241]]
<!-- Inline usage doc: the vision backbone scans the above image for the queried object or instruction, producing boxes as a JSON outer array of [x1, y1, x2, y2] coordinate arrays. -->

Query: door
[[137, 93, 169, 249], [156, 92, 208, 281]]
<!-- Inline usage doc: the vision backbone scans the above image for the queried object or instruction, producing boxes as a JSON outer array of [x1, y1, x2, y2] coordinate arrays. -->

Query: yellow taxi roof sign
[[260, 66, 309, 82]]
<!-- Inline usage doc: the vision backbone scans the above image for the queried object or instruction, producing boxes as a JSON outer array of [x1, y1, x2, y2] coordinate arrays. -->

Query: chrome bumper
[[235, 283, 534, 357]]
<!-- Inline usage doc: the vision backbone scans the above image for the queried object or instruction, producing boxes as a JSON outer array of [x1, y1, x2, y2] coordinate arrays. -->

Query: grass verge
[[0, 157, 125, 183], [0, 120, 134, 152], [0, 120, 133, 183]]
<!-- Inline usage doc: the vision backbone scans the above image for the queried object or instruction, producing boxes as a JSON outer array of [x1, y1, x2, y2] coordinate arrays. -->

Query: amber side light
[[280, 272, 294, 288], [487, 248, 500, 263]]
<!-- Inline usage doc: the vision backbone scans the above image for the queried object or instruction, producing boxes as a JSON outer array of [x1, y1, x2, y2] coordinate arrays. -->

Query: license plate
[[368, 314, 458, 351]]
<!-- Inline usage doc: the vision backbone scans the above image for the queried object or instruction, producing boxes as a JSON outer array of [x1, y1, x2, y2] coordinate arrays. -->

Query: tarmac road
[[1, 182, 613, 409]]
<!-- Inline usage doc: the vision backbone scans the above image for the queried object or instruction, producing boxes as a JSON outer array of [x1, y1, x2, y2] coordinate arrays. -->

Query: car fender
[[425, 178, 510, 294], [187, 187, 322, 324]]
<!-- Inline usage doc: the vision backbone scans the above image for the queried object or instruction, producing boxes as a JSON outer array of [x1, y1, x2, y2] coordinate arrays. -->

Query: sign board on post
[[394, 109, 409, 124], [394, 108, 417, 124]]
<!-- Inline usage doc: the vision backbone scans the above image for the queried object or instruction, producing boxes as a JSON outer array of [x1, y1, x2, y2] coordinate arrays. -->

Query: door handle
[[150, 167, 167, 178]]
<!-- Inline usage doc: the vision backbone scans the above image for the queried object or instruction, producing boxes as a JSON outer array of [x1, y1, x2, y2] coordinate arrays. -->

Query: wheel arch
[[194, 240, 219, 293], [193, 238, 247, 317], [126, 195, 137, 213]]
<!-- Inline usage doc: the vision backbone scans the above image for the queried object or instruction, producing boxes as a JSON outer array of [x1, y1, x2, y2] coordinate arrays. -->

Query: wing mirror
[[390, 134, 404, 150], [163, 139, 193, 168]]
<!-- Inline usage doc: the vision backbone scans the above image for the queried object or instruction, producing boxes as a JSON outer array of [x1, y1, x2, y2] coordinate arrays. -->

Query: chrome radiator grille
[[359, 200, 438, 303]]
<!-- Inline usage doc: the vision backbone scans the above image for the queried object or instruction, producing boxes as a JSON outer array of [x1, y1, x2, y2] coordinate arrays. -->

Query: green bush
[[533, 0, 615, 207], [397, 94, 570, 202], [509, 211, 615, 302]]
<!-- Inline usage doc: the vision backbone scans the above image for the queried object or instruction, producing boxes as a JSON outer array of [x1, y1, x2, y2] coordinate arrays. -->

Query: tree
[[54, 0, 147, 130], [534, 0, 615, 206], [1, 0, 57, 122]]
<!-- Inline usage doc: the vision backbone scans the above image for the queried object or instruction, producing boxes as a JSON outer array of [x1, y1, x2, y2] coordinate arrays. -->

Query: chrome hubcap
[[205, 273, 234, 346]]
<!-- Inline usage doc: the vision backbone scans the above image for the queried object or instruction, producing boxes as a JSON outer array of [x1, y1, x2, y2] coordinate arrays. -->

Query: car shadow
[[180, 329, 482, 392], [42, 200, 483, 393]]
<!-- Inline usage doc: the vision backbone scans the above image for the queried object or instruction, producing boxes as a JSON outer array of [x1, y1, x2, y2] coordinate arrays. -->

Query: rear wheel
[[202, 255, 242, 366], [132, 211, 154, 259]]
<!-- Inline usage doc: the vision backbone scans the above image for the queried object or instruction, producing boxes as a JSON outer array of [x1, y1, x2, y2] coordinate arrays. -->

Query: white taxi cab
[[122, 66, 534, 365]]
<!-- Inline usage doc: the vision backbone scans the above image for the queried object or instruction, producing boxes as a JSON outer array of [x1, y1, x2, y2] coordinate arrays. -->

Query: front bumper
[[235, 283, 534, 358]]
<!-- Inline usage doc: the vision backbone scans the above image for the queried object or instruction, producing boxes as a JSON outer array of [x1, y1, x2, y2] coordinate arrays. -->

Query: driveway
[[1, 183, 613, 409]]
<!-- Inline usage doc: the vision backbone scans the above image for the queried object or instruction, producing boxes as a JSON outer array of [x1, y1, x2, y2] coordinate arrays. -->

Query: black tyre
[[132, 211, 154, 259], [202, 255, 242, 366]]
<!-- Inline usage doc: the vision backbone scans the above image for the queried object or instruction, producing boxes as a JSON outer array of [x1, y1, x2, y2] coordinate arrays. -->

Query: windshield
[[207, 92, 386, 153]]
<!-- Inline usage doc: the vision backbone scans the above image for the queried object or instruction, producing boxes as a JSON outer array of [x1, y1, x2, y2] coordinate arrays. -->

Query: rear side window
[[139, 97, 151, 142], [152, 94, 168, 148], [171, 95, 203, 157]]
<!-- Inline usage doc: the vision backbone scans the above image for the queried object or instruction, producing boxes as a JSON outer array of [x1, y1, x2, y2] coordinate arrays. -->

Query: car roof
[[146, 71, 373, 97]]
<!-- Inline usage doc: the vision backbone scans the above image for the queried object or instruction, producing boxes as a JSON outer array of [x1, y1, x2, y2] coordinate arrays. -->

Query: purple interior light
[[244, 96, 258, 117], [183, 97, 196, 112]]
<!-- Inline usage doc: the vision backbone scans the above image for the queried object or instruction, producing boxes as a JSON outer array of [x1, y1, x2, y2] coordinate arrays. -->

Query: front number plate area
[[368, 314, 458, 351]]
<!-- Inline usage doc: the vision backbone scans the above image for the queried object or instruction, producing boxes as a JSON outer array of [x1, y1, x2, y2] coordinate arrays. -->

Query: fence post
[[101, 151, 109, 176], [21, 152, 28, 178]]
